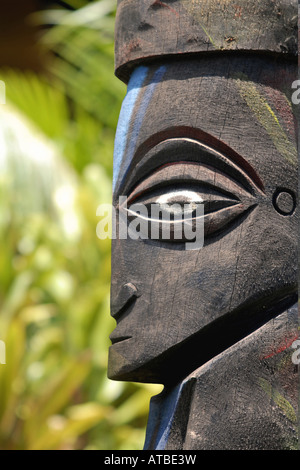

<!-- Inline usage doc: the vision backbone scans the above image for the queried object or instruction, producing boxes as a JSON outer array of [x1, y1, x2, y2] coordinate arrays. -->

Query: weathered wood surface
[[115, 0, 298, 82], [144, 305, 298, 450], [109, 56, 298, 382], [109, 0, 298, 450]]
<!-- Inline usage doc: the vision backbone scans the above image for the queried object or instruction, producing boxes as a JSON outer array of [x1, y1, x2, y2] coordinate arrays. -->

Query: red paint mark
[[151, 0, 179, 17], [126, 39, 141, 54], [261, 334, 299, 360], [233, 5, 243, 18]]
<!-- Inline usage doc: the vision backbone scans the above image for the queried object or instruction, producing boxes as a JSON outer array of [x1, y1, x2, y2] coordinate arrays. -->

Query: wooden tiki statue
[[108, 0, 299, 450]]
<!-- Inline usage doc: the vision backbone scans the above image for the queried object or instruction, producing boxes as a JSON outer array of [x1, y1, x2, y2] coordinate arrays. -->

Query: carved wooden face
[[108, 55, 298, 385]]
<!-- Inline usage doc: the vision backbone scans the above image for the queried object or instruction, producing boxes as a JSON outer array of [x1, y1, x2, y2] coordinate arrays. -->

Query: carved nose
[[111, 283, 140, 319]]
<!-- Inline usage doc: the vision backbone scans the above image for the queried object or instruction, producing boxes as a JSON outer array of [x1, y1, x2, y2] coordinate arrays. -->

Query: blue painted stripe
[[144, 381, 185, 450], [155, 382, 184, 450], [113, 66, 149, 191], [113, 65, 167, 193]]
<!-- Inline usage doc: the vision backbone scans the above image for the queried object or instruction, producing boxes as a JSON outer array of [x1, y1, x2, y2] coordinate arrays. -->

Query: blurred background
[[0, 0, 162, 450]]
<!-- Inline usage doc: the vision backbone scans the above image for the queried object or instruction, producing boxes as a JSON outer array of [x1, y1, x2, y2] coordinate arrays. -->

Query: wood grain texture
[[110, 4, 298, 448], [109, 56, 298, 384], [144, 304, 298, 450], [115, 0, 298, 82]]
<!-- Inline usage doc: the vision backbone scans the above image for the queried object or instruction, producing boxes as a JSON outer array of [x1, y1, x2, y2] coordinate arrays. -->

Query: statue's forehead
[[113, 65, 166, 192], [115, 0, 297, 83], [113, 60, 297, 194]]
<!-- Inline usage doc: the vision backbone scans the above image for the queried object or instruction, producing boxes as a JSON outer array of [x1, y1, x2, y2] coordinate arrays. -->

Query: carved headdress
[[115, 0, 298, 82]]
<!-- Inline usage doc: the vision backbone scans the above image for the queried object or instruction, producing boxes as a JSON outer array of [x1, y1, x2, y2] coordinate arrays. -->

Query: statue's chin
[[108, 289, 298, 386]]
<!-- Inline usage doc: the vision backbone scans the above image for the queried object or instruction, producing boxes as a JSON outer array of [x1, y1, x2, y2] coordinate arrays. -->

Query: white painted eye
[[156, 190, 203, 206], [121, 158, 258, 244], [155, 190, 204, 218]]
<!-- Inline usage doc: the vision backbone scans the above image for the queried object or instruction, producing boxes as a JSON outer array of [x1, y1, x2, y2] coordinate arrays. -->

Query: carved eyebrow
[[117, 126, 265, 194], [118, 127, 265, 196], [126, 161, 252, 205]]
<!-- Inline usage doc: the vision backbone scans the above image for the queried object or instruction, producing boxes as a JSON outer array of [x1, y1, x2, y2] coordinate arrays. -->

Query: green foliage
[[0, 0, 162, 450]]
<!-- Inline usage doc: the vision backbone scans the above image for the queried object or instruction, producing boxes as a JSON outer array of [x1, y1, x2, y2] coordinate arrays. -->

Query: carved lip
[[109, 335, 132, 345]]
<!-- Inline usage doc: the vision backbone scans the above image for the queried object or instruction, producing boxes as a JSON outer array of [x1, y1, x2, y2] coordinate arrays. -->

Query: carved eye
[[120, 161, 257, 244], [117, 138, 262, 245], [137, 188, 205, 222], [134, 186, 239, 216]]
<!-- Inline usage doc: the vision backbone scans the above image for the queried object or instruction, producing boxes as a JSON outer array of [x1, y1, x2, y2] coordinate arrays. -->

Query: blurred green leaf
[[0, 0, 161, 451]]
